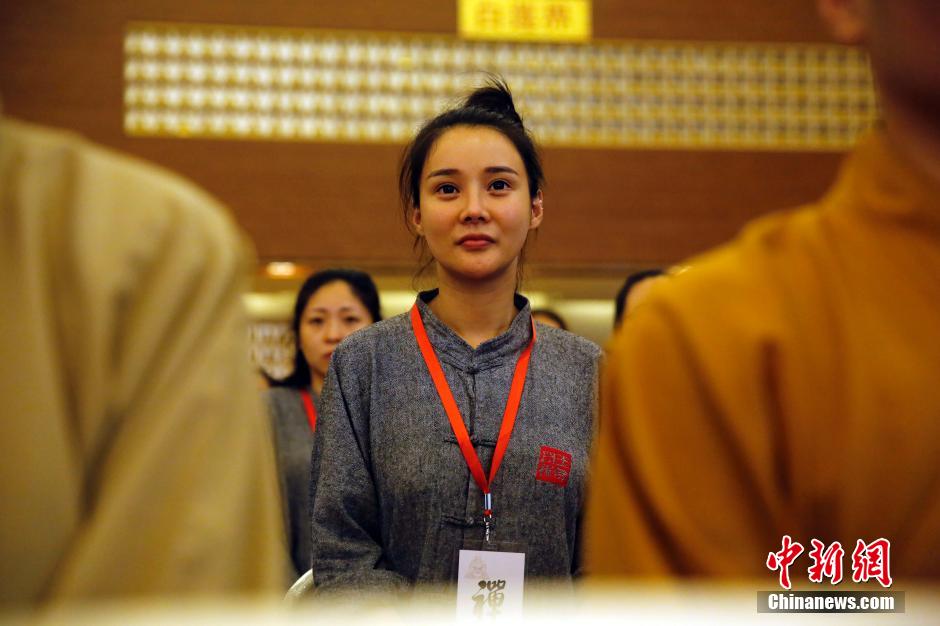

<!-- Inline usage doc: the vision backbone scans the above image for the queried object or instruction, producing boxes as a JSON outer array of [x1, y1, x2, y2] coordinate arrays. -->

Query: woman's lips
[[458, 235, 494, 250]]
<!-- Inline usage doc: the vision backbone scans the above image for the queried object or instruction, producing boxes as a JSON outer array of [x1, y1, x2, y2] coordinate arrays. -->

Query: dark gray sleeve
[[572, 345, 603, 578], [263, 391, 294, 575], [309, 350, 409, 592]]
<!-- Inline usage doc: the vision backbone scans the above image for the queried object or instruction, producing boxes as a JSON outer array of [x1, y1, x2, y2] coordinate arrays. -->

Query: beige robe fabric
[[0, 117, 286, 606]]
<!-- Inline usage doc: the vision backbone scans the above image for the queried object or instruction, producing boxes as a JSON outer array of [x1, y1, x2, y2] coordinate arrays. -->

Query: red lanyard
[[410, 304, 536, 542], [300, 389, 317, 432]]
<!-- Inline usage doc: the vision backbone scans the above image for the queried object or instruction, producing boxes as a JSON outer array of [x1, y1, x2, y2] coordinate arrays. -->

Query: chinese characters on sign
[[767, 536, 892, 589], [456, 549, 524, 621], [472, 579, 506, 618], [458, 0, 591, 42]]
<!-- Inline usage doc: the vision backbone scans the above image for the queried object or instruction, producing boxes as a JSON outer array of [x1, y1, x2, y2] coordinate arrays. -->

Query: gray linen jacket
[[265, 386, 318, 579], [310, 291, 601, 591]]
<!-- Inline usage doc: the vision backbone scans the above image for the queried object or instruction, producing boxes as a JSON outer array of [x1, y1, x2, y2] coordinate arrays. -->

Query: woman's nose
[[460, 188, 489, 223], [324, 317, 343, 341]]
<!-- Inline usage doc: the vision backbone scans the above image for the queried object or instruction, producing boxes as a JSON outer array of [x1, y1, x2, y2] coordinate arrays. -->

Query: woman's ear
[[411, 206, 423, 235], [529, 190, 544, 230]]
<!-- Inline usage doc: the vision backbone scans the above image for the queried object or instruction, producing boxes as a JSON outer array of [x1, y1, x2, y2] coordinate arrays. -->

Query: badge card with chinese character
[[456, 549, 525, 622]]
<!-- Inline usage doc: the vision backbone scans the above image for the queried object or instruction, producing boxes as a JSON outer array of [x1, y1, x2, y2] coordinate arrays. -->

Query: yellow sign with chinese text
[[458, 0, 591, 42]]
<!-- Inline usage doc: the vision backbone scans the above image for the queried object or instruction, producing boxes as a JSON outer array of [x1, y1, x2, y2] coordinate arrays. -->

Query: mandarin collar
[[414, 289, 533, 372], [825, 129, 940, 230]]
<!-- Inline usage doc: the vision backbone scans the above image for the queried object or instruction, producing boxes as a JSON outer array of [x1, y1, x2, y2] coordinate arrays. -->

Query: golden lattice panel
[[125, 22, 879, 151]]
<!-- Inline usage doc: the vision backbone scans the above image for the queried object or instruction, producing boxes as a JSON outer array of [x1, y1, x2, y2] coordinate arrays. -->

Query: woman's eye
[[344, 317, 362, 325], [490, 179, 510, 191], [437, 183, 458, 195], [308, 318, 324, 326]]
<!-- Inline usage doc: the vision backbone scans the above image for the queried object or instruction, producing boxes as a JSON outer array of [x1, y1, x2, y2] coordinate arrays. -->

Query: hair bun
[[463, 76, 524, 127]]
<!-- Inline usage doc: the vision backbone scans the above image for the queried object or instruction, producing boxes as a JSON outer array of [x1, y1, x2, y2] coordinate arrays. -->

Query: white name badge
[[456, 549, 525, 622]]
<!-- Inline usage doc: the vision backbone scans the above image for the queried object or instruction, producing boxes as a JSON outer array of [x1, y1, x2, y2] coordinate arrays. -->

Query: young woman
[[310, 80, 602, 592], [266, 268, 381, 579]]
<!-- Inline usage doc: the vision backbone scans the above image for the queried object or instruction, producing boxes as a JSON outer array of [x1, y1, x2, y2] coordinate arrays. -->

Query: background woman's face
[[299, 280, 373, 381], [412, 125, 542, 284]]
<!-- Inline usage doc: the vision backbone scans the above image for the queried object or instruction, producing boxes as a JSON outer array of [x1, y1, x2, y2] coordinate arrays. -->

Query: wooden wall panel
[[593, 0, 831, 43], [0, 0, 843, 271], [538, 147, 841, 265]]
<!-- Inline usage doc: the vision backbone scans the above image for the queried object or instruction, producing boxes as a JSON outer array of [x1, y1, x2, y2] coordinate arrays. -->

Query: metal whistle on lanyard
[[483, 492, 493, 543]]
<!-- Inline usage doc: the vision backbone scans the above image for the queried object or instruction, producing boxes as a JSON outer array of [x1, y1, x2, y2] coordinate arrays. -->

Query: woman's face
[[299, 280, 374, 383], [413, 125, 543, 284]]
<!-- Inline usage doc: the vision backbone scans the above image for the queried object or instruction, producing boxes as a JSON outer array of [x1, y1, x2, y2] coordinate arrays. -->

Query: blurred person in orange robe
[[587, 0, 940, 583]]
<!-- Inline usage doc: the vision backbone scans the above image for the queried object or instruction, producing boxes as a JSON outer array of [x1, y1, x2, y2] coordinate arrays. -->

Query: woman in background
[[310, 79, 602, 592], [266, 268, 381, 579], [531, 308, 569, 331]]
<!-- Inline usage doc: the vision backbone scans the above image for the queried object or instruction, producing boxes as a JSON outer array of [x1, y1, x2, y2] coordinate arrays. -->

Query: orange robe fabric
[[587, 131, 940, 583]]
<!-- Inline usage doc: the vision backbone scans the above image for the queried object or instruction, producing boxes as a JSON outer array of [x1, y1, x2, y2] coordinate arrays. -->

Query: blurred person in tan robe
[[0, 116, 286, 606], [588, 0, 940, 582]]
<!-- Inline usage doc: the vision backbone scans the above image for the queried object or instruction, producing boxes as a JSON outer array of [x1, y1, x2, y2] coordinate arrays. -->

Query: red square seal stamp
[[535, 446, 572, 486]]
